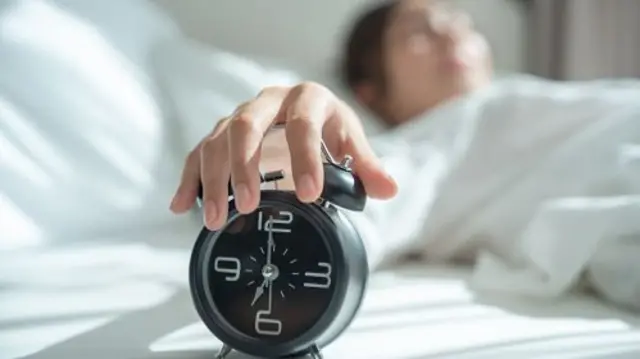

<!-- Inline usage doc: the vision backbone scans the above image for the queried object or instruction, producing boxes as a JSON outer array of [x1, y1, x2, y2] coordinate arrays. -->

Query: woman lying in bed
[[171, 0, 640, 310]]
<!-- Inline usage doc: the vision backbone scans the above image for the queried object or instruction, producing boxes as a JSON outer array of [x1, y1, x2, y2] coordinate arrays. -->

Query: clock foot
[[215, 345, 232, 359], [308, 344, 323, 359]]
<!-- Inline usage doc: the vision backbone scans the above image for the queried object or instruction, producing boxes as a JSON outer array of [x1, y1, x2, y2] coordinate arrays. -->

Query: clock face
[[205, 204, 336, 344]]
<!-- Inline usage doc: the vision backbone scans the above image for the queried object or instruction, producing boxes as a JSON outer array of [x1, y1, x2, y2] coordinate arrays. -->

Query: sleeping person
[[171, 0, 640, 311]]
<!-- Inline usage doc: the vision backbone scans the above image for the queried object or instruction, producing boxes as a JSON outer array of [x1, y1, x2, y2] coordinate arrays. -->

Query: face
[[207, 204, 335, 343], [381, 0, 492, 123]]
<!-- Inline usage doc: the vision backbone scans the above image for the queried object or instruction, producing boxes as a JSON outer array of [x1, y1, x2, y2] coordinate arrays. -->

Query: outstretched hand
[[170, 82, 397, 230]]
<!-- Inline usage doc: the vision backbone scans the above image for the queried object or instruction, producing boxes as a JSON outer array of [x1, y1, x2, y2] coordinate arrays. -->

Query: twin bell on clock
[[189, 140, 370, 359]]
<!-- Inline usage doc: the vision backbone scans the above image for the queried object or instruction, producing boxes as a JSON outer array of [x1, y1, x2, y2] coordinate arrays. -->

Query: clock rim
[[189, 191, 356, 358]]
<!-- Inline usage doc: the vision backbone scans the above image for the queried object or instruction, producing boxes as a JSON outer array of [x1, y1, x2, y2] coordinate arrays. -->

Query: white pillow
[[151, 37, 302, 152], [0, 0, 183, 248], [0, 0, 312, 250]]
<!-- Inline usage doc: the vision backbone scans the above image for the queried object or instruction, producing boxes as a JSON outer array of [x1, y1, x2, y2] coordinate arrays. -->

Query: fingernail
[[296, 174, 316, 201], [170, 193, 182, 212], [204, 200, 218, 228], [385, 171, 396, 183], [234, 183, 251, 211]]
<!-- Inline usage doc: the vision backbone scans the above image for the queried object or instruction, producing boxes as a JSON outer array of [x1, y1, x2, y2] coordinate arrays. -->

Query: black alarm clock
[[189, 140, 369, 359]]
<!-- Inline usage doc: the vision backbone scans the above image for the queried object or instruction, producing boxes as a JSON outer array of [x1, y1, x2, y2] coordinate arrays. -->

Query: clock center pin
[[261, 264, 279, 281]]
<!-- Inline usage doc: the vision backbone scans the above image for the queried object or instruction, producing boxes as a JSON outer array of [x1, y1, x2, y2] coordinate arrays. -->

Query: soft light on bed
[[0, 242, 188, 359], [0, 97, 71, 186], [0, 316, 114, 359], [146, 264, 640, 358], [0, 0, 161, 139], [1, 0, 165, 211], [0, 193, 42, 250]]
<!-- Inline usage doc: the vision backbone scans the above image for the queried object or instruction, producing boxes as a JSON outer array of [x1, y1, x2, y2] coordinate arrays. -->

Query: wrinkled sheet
[[349, 75, 640, 311]]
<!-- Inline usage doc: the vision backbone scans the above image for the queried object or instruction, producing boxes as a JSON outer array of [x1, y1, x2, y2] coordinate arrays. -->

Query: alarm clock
[[189, 140, 369, 359]]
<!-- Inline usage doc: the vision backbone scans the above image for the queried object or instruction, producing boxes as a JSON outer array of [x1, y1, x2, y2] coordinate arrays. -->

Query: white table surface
[[2, 219, 640, 359]]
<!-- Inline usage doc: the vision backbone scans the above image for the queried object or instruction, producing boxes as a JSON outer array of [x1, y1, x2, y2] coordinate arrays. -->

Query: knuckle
[[297, 81, 329, 97], [229, 113, 260, 135], [287, 113, 321, 133], [211, 116, 230, 135], [232, 101, 251, 116], [258, 85, 288, 97], [199, 136, 216, 152], [287, 115, 317, 131], [230, 157, 249, 174]]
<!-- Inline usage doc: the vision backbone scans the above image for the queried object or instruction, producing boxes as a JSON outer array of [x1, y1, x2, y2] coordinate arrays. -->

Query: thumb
[[333, 101, 397, 200], [351, 148, 398, 200], [345, 131, 397, 200]]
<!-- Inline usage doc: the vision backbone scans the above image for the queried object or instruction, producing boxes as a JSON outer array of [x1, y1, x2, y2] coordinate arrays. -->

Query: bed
[[2, 1, 640, 358], [2, 217, 640, 359]]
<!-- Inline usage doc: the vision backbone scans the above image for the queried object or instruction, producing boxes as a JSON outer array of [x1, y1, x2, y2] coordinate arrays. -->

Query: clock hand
[[267, 273, 273, 312], [252, 217, 275, 307], [266, 216, 274, 265], [251, 278, 268, 306], [266, 217, 275, 312]]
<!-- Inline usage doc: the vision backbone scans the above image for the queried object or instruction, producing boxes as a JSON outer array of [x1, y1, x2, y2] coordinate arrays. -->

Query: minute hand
[[266, 216, 275, 313], [267, 216, 275, 265]]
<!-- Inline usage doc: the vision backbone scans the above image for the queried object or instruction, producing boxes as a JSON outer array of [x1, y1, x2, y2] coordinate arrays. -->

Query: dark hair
[[340, 0, 398, 95]]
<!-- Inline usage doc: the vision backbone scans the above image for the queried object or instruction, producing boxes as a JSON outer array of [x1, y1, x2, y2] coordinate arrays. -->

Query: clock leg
[[308, 344, 323, 359], [215, 345, 232, 359]]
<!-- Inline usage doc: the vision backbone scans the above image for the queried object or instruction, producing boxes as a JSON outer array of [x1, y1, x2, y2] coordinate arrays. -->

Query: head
[[341, 0, 493, 126]]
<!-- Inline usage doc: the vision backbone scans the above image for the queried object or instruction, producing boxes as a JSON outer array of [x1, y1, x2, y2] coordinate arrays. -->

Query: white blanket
[[2, 0, 639, 332], [350, 75, 640, 310]]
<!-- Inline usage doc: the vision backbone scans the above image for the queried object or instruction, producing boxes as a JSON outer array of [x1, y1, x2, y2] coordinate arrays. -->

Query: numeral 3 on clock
[[303, 262, 332, 289]]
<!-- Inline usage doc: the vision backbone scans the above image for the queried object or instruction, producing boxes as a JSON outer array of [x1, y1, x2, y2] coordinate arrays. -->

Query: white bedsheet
[[2, 220, 640, 359]]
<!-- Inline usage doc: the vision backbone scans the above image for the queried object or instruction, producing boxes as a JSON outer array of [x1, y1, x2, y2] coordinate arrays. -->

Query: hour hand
[[267, 225, 276, 252], [266, 216, 275, 265], [251, 278, 268, 306]]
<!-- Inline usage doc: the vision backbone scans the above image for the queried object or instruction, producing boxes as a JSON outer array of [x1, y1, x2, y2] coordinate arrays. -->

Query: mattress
[[2, 219, 640, 359]]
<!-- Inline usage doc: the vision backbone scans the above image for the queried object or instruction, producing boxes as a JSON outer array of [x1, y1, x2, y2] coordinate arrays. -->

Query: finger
[[284, 83, 332, 202], [335, 101, 398, 199], [200, 118, 232, 230], [350, 142, 398, 199], [228, 88, 287, 213], [170, 148, 201, 213]]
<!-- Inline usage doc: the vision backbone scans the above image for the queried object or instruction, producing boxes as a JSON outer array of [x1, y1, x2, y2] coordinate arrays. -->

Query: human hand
[[169, 82, 397, 230]]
